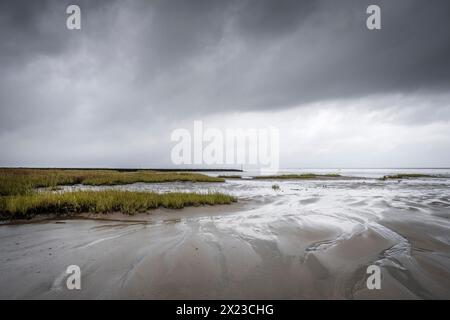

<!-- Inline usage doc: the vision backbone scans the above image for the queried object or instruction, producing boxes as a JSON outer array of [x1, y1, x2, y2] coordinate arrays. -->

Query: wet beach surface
[[1, 170, 449, 299]]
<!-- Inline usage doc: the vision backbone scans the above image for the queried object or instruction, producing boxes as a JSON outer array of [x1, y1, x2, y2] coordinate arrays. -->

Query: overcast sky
[[1, 0, 450, 168]]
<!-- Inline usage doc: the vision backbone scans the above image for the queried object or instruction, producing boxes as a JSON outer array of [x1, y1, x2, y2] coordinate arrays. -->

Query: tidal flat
[[0, 168, 449, 299]]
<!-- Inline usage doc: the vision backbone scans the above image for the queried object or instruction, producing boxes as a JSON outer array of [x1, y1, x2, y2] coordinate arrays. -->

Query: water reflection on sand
[[1, 169, 449, 299]]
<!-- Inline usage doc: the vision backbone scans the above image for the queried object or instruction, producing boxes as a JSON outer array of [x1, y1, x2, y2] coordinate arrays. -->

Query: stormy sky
[[1, 0, 450, 168]]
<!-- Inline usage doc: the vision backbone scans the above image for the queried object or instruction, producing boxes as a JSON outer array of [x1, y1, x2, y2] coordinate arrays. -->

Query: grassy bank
[[0, 190, 237, 219], [253, 174, 342, 180], [218, 175, 242, 179], [0, 169, 224, 196], [380, 173, 435, 180]]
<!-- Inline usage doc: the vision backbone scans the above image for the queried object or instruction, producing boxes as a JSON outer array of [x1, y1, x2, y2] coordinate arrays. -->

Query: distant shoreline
[[1, 167, 450, 171], [0, 167, 243, 172]]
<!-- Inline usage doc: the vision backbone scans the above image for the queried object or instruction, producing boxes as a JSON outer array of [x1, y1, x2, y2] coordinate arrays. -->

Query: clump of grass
[[217, 175, 242, 179], [380, 174, 435, 181], [0, 190, 237, 219], [81, 171, 224, 185], [272, 184, 280, 191], [253, 174, 341, 180], [0, 169, 224, 196]]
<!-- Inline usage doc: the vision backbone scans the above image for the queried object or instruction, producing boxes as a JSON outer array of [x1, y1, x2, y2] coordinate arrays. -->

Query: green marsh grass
[[217, 175, 242, 179], [0, 169, 233, 219], [253, 174, 341, 180], [0, 169, 224, 196], [380, 173, 434, 180], [0, 190, 237, 219]]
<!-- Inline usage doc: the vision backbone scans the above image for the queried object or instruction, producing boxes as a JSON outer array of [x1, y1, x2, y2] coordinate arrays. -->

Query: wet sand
[[1, 177, 449, 299]]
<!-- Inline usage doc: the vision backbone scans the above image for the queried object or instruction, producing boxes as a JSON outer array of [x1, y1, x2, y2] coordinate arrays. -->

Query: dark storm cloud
[[234, 0, 317, 39], [0, 0, 450, 166], [1, 0, 449, 115]]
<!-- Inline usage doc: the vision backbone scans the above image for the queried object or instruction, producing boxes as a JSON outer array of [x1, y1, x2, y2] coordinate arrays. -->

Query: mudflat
[[1, 175, 450, 299], [0, 172, 450, 299]]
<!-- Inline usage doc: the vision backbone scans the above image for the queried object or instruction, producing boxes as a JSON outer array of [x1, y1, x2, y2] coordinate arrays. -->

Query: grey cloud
[[2, 0, 449, 112], [0, 0, 450, 166]]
